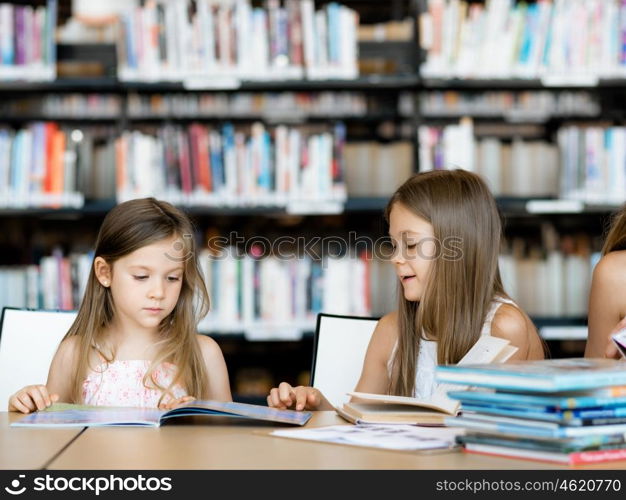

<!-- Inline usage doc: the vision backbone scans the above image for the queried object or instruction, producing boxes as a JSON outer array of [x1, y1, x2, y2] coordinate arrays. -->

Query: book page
[[434, 336, 515, 400], [271, 424, 464, 451], [11, 404, 165, 428], [612, 329, 626, 358], [345, 336, 514, 416], [456, 336, 512, 366], [347, 392, 458, 415]]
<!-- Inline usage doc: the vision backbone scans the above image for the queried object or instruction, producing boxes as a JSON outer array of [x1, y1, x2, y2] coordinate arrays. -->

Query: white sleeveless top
[[387, 297, 516, 399]]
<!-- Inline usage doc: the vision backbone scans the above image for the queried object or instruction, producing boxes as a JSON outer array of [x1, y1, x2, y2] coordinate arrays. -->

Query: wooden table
[[42, 412, 607, 470], [4, 411, 626, 469], [0, 412, 83, 469]]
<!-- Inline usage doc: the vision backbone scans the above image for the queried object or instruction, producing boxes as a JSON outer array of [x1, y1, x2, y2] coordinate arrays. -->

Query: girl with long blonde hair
[[9, 198, 231, 413], [268, 170, 544, 410]]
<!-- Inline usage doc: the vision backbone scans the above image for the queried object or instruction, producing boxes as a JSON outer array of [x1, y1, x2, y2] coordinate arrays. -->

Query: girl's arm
[[196, 335, 232, 401], [46, 337, 80, 402], [267, 312, 399, 410], [352, 311, 398, 394], [491, 304, 545, 361], [586, 252, 626, 358], [10, 336, 78, 412]]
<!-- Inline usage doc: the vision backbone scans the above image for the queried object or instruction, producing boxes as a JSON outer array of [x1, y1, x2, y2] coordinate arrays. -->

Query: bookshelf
[[2, 0, 624, 400]]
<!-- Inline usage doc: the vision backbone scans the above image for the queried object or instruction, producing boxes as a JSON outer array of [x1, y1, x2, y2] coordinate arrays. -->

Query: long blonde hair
[[602, 205, 626, 255], [64, 198, 211, 404], [385, 170, 508, 396]]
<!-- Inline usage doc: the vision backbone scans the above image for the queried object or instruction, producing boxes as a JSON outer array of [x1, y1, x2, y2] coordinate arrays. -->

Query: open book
[[336, 335, 518, 425], [11, 401, 312, 428]]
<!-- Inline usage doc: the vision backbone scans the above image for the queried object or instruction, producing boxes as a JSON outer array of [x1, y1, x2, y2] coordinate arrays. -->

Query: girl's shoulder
[[55, 335, 80, 362], [593, 251, 626, 287], [491, 302, 544, 360], [374, 311, 400, 348], [195, 334, 225, 362]]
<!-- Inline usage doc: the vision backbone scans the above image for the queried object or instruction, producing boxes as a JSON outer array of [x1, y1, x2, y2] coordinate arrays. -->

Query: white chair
[[310, 313, 379, 408], [0, 307, 77, 408]]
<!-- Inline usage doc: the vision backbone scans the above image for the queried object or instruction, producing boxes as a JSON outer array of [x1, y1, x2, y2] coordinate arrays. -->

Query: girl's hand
[[606, 317, 626, 359], [158, 395, 195, 410], [267, 382, 324, 411], [8, 385, 59, 413]]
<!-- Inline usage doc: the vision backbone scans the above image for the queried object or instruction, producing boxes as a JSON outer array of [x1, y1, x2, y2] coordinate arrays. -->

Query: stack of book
[[437, 359, 626, 465]]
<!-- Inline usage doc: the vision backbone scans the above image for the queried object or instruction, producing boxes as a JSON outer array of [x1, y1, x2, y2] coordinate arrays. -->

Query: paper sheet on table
[[270, 424, 464, 451]]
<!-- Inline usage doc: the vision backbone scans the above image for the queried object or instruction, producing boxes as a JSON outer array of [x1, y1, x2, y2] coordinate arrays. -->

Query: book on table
[[11, 401, 312, 428], [338, 392, 459, 425]]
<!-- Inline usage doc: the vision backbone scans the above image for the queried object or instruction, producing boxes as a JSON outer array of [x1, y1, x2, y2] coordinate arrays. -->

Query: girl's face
[[388, 203, 436, 302], [105, 236, 185, 333]]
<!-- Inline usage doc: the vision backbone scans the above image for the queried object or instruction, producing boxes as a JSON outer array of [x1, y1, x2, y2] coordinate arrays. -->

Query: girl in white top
[[268, 170, 545, 411]]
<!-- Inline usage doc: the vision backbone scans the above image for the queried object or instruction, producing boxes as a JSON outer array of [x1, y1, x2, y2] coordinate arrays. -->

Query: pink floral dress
[[81, 360, 187, 407]]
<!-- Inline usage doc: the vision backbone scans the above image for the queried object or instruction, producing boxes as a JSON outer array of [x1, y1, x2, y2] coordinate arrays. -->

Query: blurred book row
[[117, 0, 358, 84], [420, 91, 600, 120], [0, 226, 598, 328], [0, 246, 398, 339], [420, 118, 626, 203], [115, 122, 348, 209], [0, 0, 57, 81], [2, 90, 412, 120], [500, 225, 598, 318], [0, 122, 414, 210], [420, 0, 626, 82]]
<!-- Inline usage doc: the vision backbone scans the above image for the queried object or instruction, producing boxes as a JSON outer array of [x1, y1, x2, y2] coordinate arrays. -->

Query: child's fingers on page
[[17, 393, 35, 412], [50, 394, 59, 403], [295, 389, 308, 411], [35, 385, 52, 406], [307, 390, 321, 407], [10, 397, 30, 414], [30, 388, 48, 411], [270, 388, 289, 409], [269, 388, 285, 408], [278, 382, 295, 405]]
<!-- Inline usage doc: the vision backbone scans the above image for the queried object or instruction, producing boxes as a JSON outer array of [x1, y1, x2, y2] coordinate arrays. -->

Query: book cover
[[459, 432, 626, 455], [460, 402, 626, 427], [464, 442, 626, 466], [445, 414, 626, 439], [447, 387, 626, 410], [12, 400, 312, 428], [436, 358, 626, 392]]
